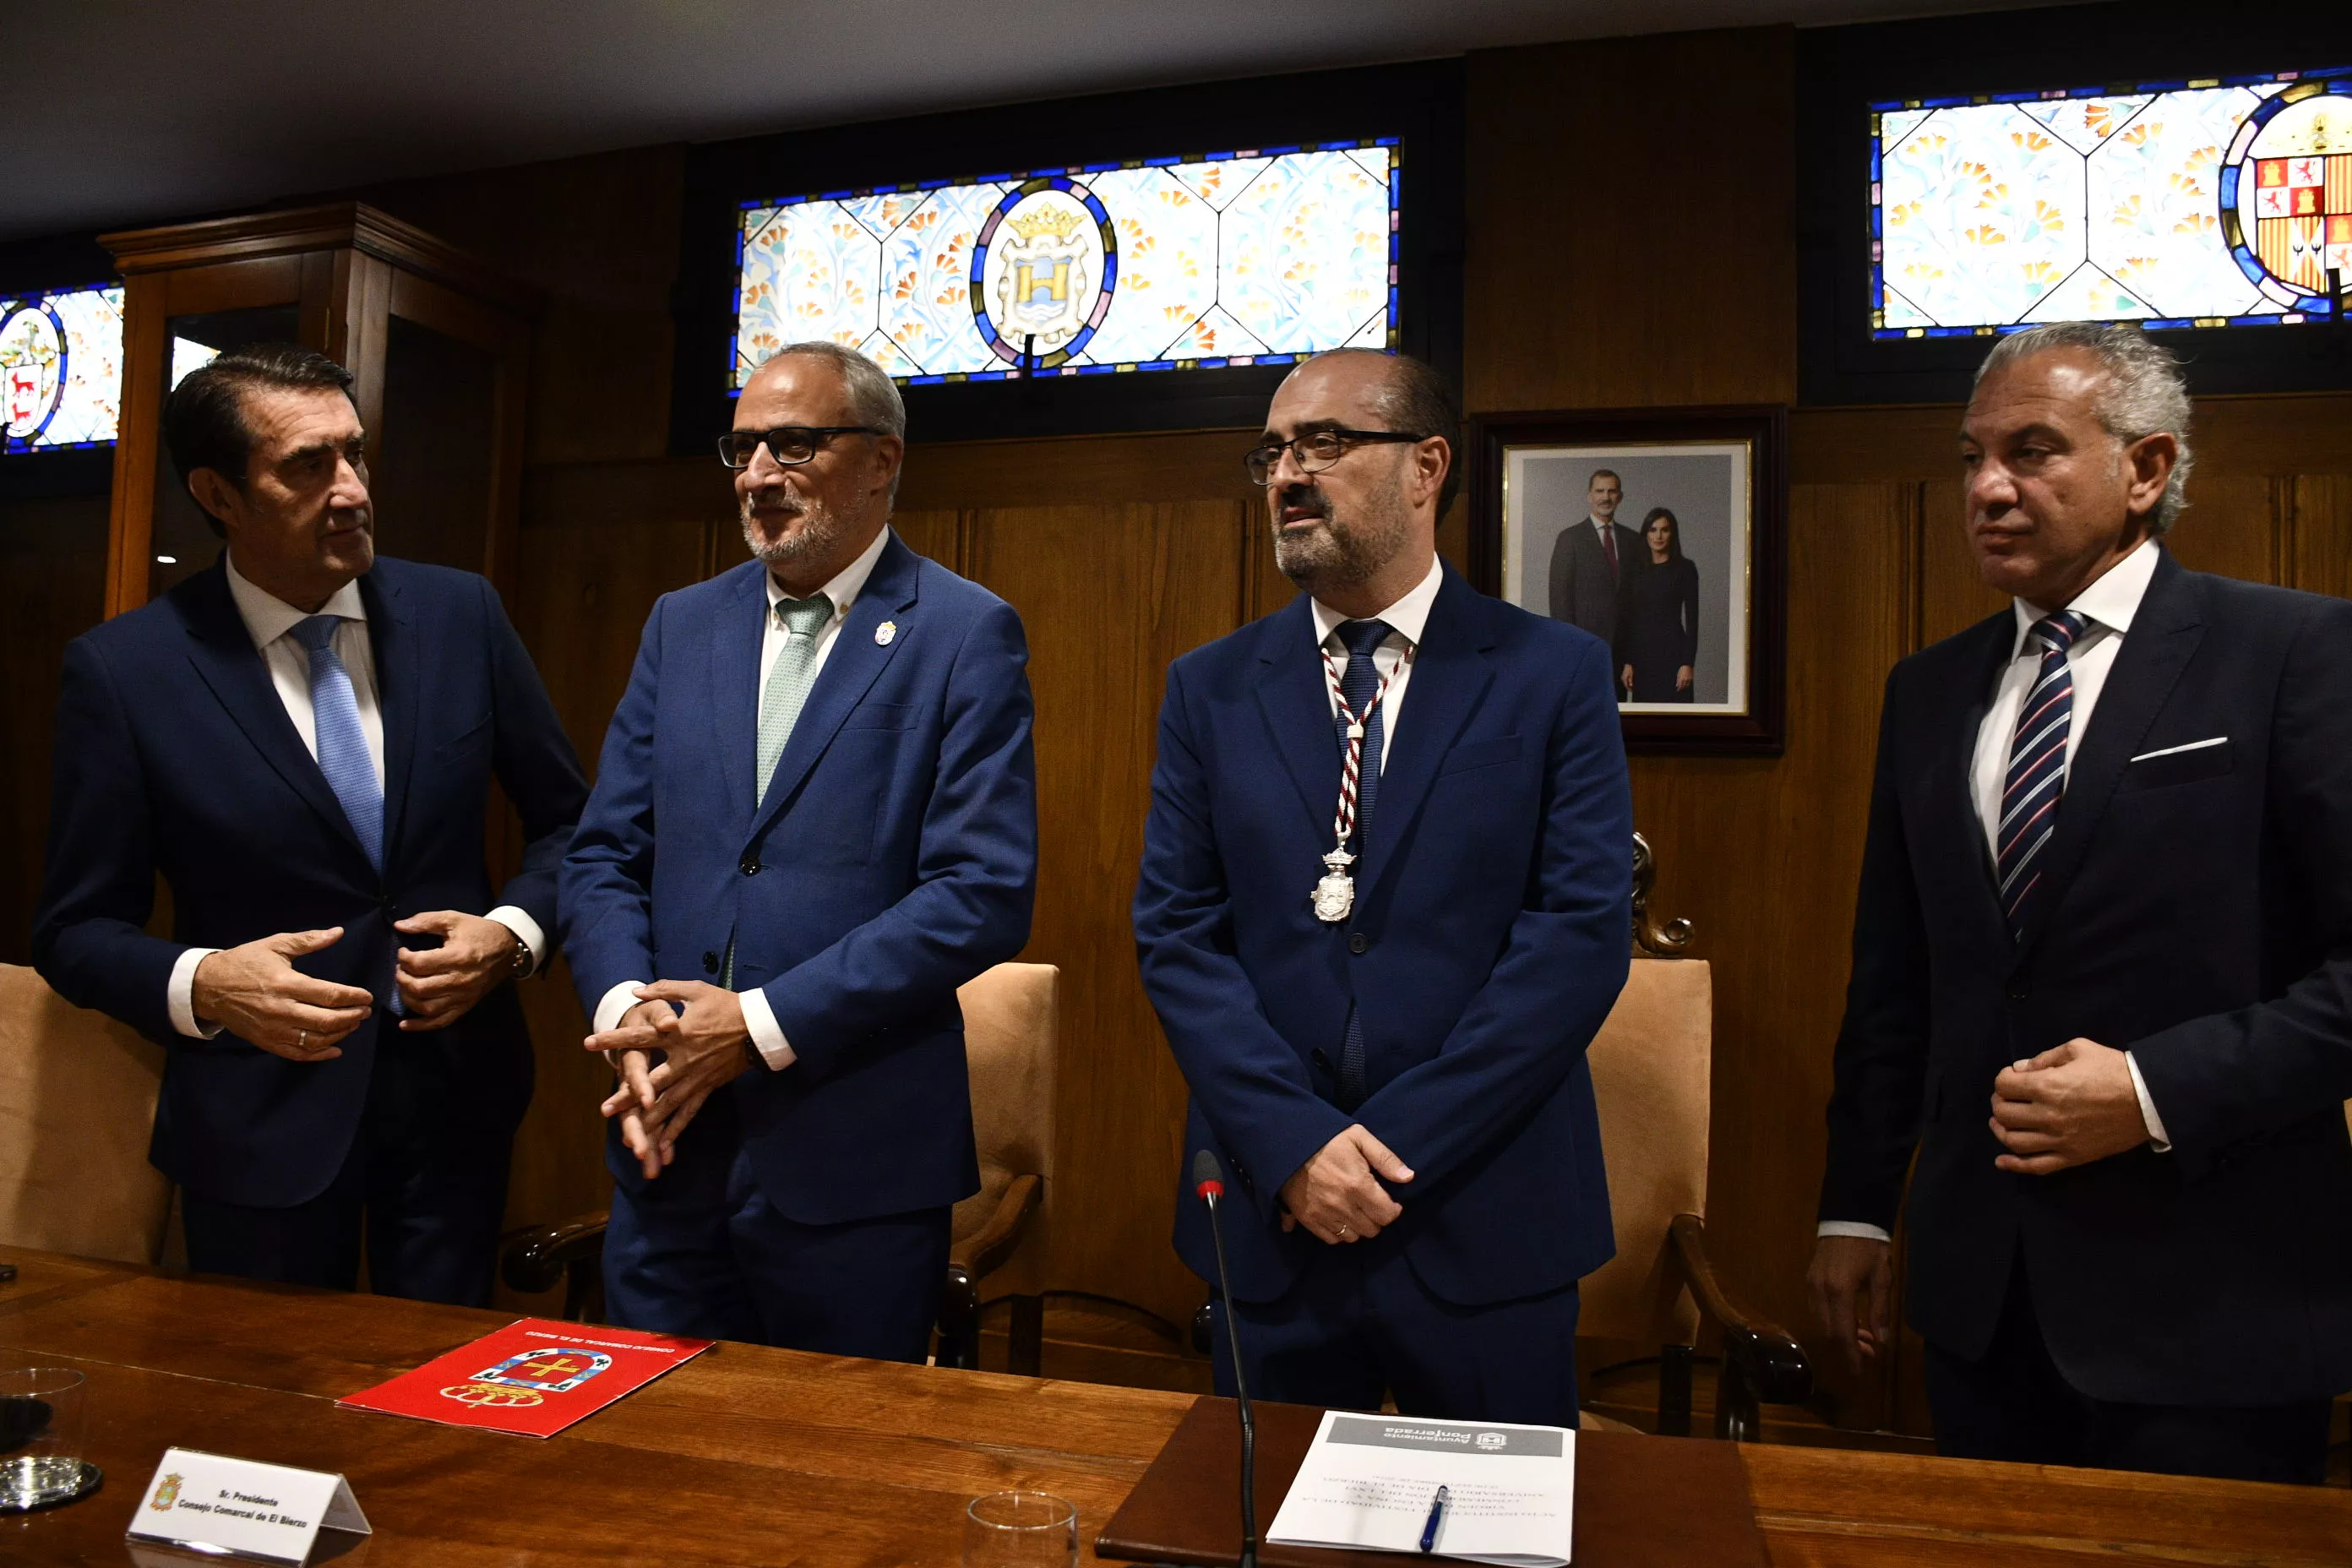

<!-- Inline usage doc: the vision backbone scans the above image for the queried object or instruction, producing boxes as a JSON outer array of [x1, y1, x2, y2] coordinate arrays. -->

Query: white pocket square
[[2130, 736, 2227, 763]]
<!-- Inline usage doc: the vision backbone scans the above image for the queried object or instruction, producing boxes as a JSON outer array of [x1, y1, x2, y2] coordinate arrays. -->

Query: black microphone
[[1193, 1149, 1258, 1568]]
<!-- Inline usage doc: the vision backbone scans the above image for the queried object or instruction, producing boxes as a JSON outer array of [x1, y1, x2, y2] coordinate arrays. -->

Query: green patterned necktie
[[755, 591, 834, 807]]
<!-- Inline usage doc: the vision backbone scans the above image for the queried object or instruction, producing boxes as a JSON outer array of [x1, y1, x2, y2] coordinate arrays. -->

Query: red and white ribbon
[[1320, 640, 1412, 857]]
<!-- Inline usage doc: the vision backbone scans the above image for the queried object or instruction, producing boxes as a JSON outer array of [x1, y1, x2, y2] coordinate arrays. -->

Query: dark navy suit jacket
[[32, 555, 587, 1207], [1821, 550, 2352, 1404], [1135, 564, 1632, 1306], [562, 533, 1037, 1226]]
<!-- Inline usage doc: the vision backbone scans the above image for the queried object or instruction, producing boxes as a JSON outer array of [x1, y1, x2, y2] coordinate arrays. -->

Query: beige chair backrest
[[1576, 955, 1712, 1348], [950, 961, 1059, 1297], [0, 964, 173, 1264]]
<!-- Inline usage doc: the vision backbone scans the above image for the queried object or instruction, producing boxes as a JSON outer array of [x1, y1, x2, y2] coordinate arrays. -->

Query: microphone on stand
[[1193, 1149, 1258, 1568]]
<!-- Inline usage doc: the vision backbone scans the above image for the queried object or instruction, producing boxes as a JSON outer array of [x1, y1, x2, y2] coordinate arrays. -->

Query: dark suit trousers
[[602, 1091, 950, 1360], [1925, 1250, 2333, 1484], [178, 1029, 512, 1307], [1209, 1235, 1581, 1425]]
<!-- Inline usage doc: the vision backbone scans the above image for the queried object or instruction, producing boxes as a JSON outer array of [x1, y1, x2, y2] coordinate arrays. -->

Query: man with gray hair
[[1809, 322, 2352, 1481], [562, 341, 1037, 1355]]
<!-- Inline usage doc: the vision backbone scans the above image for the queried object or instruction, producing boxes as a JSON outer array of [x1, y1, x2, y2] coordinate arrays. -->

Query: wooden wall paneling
[[1917, 481, 2004, 649], [2161, 474, 2279, 585], [1462, 27, 1796, 414], [1625, 482, 1915, 1414], [496, 503, 723, 1303], [889, 509, 962, 570], [962, 502, 1251, 1332], [2289, 475, 2352, 601]]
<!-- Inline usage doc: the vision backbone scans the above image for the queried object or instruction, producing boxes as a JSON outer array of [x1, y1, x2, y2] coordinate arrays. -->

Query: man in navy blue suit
[[563, 341, 1037, 1358], [1133, 350, 1632, 1424], [33, 344, 586, 1305], [1810, 323, 2352, 1483]]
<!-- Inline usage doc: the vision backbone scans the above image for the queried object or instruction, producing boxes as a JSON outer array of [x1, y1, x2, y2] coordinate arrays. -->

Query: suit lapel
[[2016, 551, 2203, 959], [1358, 568, 1495, 900], [1253, 595, 1342, 843], [177, 561, 373, 863], [709, 563, 767, 830], [1938, 611, 2017, 920], [359, 569, 421, 867], [746, 533, 918, 844]]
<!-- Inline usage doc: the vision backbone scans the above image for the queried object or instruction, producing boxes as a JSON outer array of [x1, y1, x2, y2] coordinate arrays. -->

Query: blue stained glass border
[[1867, 66, 2352, 340], [0, 282, 121, 455], [730, 138, 1402, 389]]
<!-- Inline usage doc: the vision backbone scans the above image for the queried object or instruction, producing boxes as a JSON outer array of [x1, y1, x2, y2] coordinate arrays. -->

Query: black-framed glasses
[[1243, 427, 1426, 487], [716, 425, 885, 470]]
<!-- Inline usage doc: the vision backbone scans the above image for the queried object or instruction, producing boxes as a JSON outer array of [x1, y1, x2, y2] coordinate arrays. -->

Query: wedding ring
[[1337, 1224, 1353, 1239]]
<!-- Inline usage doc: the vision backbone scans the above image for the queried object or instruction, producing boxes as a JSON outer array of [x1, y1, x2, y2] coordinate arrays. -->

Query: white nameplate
[[127, 1446, 370, 1565]]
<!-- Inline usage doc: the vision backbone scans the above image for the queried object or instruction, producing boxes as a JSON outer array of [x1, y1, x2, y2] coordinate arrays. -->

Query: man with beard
[[1132, 350, 1632, 1423], [562, 341, 1037, 1354]]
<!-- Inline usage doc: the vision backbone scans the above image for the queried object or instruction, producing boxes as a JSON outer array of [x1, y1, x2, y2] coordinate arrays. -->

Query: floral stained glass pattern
[[732, 140, 1399, 387], [1870, 66, 2352, 338], [1, 285, 123, 452]]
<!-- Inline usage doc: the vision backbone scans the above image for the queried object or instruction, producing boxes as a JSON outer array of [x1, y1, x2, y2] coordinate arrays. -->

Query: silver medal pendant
[[1311, 849, 1356, 923]]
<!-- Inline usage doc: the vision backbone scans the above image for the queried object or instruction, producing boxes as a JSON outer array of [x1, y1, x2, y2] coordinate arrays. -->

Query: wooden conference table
[[2, 1245, 2347, 1566]]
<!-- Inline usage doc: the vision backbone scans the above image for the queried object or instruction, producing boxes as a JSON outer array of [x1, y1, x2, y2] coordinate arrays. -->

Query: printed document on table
[[1266, 1410, 1575, 1565]]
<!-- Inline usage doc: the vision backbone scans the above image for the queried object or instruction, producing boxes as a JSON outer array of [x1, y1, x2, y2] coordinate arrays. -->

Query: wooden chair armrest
[[500, 1211, 611, 1297], [948, 1173, 1043, 1286], [1669, 1213, 1811, 1407]]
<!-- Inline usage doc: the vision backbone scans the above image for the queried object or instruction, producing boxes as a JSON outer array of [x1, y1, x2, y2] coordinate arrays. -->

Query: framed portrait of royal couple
[[1470, 406, 1787, 754]]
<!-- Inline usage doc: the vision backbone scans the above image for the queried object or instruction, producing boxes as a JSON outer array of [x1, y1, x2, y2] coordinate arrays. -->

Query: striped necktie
[[1995, 610, 2086, 940], [290, 615, 384, 872]]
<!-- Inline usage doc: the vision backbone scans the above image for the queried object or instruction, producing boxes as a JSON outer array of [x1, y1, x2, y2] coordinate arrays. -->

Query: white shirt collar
[[765, 523, 892, 618], [1309, 553, 1444, 651], [2011, 535, 2160, 653], [223, 550, 368, 653]]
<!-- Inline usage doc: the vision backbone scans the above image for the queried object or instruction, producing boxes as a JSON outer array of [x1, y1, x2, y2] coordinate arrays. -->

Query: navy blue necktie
[[1333, 618, 1391, 1111]]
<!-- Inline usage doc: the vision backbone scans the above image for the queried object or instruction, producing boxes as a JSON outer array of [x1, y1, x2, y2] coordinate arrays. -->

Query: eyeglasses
[[1243, 427, 1426, 487], [716, 426, 885, 470]]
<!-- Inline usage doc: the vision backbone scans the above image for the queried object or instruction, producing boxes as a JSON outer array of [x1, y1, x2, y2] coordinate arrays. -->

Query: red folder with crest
[[337, 1318, 714, 1438]]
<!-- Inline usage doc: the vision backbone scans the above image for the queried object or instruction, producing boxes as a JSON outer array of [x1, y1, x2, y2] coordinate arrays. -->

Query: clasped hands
[[585, 981, 756, 1179], [1278, 1124, 1415, 1245], [191, 912, 520, 1061]]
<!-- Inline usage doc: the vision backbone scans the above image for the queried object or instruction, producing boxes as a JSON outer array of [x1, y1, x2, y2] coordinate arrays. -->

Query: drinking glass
[[0, 1367, 90, 1511], [964, 1490, 1077, 1568]]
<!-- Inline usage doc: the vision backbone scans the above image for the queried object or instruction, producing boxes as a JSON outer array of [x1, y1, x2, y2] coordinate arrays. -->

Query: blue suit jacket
[[562, 533, 1037, 1226], [32, 556, 588, 1207], [1135, 564, 1632, 1305]]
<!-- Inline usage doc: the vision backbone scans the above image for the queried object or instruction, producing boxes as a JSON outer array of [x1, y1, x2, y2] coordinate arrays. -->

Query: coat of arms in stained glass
[[1870, 66, 2352, 338], [0, 284, 123, 452], [731, 140, 1398, 388]]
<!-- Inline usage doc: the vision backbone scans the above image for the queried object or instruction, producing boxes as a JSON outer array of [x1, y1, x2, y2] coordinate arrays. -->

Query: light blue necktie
[[724, 591, 834, 990], [291, 614, 384, 872]]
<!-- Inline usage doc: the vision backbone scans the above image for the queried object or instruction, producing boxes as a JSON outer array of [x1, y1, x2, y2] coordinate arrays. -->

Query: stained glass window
[[0, 284, 124, 452], [1870, 68, 2352, 337], [730, 139, 1400, 387]]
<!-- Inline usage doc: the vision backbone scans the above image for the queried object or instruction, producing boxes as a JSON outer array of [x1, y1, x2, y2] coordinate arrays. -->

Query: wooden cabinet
[[98, 203, 536, 617]]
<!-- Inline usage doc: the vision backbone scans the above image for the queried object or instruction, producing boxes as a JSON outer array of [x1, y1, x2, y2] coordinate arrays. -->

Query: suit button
[[1348, 933, 1369, 956], [702, 951, 719, 974], [1312, 1049, 1331, 1070], [2006, 983, 2028, 1002], [739, 856, 761, 876]]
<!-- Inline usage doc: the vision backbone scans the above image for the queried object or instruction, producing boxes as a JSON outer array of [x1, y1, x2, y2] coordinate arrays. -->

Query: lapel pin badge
[[874, 620, 897, 645]]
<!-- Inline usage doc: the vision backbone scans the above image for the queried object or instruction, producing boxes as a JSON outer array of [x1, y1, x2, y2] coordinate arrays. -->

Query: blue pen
[[1418, 1484, 1449, 1554]]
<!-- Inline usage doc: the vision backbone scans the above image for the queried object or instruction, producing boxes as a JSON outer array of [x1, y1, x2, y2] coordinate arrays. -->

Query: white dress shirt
[[1819, 539, 2170, 1244], [593, 524, 894, 1071], [166, 553, 547, 1037], [1308, 552, 1444, 771]]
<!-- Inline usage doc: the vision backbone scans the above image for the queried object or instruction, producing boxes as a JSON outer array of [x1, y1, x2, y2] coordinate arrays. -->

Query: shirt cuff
[[2126, 1050, 2172, 1152], [1816, 1222, 1892, 1243], [483, 906, 547, 978], [168, 947, 225, 1040], [593, 981, 648, 1037], [738, 986, 797, 1071]]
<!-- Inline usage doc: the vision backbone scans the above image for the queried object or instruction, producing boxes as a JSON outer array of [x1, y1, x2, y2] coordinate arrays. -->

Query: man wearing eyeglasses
[[1134, 349, 1632, 1424], [562, 341, 1037, 1356]]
